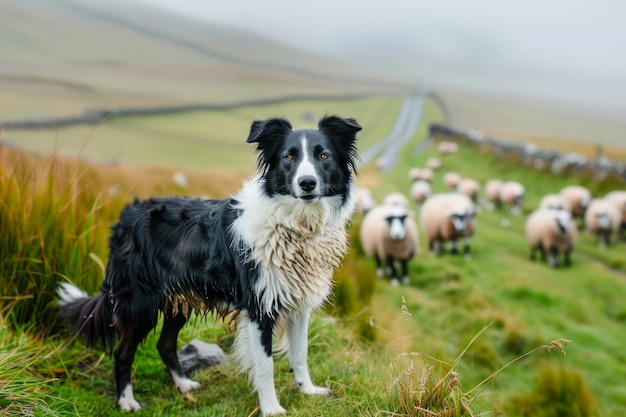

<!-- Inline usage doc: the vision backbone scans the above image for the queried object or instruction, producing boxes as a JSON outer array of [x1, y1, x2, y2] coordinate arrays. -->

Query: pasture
[[1, 96, 625, 416]]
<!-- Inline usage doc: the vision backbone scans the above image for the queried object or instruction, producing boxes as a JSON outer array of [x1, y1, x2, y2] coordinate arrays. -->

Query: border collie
[[57, 115, 361, 416]]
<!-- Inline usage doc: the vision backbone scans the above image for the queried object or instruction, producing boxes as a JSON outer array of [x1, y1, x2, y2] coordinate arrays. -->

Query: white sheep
[[438, 141, 459, 154], [355, 187, 376, 214], [584, 198, 622, 247], [420, 192, 476, 260], [456, 178, 480, 203], [410, 180, 431, 206], [499, 181, 525, 216], [605, 190, 626, 238], [539, 193, 572, 212], [560, 185, 591, 223], [419, 167, 434, 183], [426, 157, 442, 171], [383, 192, 410, 209], [443, 172, 461, 190], [408, 167, 422, 182], [359, 204, 420, 286], [525, 208, 577, 267], [484, 179, 503, 210]]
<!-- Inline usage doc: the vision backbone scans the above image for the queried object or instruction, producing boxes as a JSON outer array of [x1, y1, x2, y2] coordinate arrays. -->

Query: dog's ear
[[318, 116, 362, 143], [246, 117, 293, 144], [318, 115, 361, 174]]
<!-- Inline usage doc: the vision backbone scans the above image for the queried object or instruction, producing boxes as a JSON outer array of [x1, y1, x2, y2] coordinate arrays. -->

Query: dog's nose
[[298, 176, 317, 192]]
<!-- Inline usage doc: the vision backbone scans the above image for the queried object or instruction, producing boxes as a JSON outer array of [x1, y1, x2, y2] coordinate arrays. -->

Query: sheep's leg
[[564, 250, 572, 267], [450, 239, 459, 255], [529, 247, 536, 261], [463, 237, 472, 261], [373, 255, 385, 278], [386, 255, 399, 287], [547, 247, 559, 268], [399, 259, 410, 285]]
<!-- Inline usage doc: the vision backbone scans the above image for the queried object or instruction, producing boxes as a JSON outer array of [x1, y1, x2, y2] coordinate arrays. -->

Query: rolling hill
[[0, 0, 411, 120]]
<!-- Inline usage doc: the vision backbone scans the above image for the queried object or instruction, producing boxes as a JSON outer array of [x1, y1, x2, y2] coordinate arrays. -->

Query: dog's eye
[[284, 154, 294, 161], [320, 153, 329, 160]]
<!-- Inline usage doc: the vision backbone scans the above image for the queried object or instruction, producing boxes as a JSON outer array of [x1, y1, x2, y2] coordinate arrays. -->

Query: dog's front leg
[[246, 317, 286, 416], [289, 308, 330, 395]]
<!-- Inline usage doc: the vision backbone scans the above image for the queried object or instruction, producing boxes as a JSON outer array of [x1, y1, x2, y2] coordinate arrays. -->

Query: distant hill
[[0, 0, 411, 120]]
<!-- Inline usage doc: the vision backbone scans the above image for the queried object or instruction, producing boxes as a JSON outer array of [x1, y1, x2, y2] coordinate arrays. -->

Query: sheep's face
[[449, 209, 475, 233], [555, 211, 573, 234], [386, 214, 408, 241], [595, 212, 611, 230]]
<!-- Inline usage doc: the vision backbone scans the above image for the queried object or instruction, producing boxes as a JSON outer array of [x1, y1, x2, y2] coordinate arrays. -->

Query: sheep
[[499, 181, 525, 216], [438, 141, 458, 154], [420, 192, 476, 260], [484, 179, 503, 210], [419, 167, 434, 183], [383, 192, 410, 209], [525, 208, 576, 267], [426, 157, 442, 171], [539, 193, 572, 212], [560, 185, 591, 223], [355, 187, 376, 214], [604, 190, 626, 238], [443, 172, 461, 190], [584, 198, 622, 247], [408, 167, 422, 182], [359, 204, 420, 286], [410, 180, 431, 206], [456, 178, 480, 203]]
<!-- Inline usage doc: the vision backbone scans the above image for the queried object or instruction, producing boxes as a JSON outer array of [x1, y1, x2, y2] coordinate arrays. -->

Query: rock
[[178, 339, 227, 375]]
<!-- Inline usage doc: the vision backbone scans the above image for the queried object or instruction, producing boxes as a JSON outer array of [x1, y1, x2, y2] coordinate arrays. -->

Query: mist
[[140, 0, 626, 120]]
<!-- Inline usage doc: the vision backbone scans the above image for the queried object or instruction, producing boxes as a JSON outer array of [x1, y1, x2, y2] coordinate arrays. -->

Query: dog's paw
[[117, 397, 143, 412], [261, 404, 287, 416], [175, 377, 201, 393], [300, 385, 331, 395]]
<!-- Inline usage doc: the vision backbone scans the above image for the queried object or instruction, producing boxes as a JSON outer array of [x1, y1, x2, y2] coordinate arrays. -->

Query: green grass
[[4, 96, 403, 170], [2, 96, 625, 416]]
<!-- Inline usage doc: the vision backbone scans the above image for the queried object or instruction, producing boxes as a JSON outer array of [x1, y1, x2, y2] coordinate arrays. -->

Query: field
[[1, 95, 625, 417]]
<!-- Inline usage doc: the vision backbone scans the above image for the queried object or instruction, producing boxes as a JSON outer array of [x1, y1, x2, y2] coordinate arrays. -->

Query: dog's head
[[247, 115, 361, 204]]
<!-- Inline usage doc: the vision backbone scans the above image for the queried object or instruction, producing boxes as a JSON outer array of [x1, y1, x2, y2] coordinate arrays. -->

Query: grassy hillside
[[2, 96, 404, 169], [2, 97, 625, 416]]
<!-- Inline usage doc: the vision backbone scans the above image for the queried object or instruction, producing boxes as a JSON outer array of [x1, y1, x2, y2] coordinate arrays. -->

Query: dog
[[57, 115, 361, 416]]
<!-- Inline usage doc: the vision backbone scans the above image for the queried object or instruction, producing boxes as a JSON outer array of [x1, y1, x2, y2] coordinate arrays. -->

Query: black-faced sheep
[[525, 208, 577, 267], [359, 204, 420, 286], [560, 185, 591, 223], [499, 181, 525, 216], [443, 172, 461, 190], [605, 190, 626, 238], [410, 180, 431, 206], [383, 192, 410, 209], [420, 192, 476, 260], [485, 179, 503, 210], [456, 178, 480, 203], [584, 198, 622, 247], [539, 193, 572, 212]]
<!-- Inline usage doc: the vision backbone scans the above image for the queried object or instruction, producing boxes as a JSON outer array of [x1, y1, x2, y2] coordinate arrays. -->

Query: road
[[359, 94, 425, 170]]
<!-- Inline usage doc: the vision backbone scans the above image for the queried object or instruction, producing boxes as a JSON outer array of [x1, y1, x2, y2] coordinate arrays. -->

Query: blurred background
[[2, 0, 625, 164]]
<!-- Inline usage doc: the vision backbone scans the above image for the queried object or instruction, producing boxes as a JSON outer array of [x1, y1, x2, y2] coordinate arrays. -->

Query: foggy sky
[[139, 0, 626, 119]]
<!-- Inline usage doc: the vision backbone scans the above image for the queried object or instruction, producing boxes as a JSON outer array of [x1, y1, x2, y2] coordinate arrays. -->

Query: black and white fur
[[57, 115, 361, 416]]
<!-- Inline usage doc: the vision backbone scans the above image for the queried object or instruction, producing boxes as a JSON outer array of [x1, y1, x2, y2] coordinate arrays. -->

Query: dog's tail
[[57, 282, 116, 353]]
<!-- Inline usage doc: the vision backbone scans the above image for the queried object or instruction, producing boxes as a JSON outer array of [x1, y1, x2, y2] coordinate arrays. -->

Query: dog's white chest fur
[[231, 178, 354, 315]]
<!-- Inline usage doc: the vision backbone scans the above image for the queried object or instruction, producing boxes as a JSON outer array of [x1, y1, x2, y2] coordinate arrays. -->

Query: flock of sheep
[[356, 140, 626, 286]]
